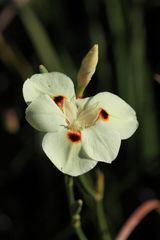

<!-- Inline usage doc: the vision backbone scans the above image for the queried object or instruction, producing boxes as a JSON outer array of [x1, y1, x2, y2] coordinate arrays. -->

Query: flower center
[[63, 100, 100, 131]]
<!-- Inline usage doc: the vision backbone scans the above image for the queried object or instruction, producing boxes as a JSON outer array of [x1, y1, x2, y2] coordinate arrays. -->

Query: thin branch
[[65, 175, 88, 240], [79, 171, 113, 240], [78, 175, 97, 199]]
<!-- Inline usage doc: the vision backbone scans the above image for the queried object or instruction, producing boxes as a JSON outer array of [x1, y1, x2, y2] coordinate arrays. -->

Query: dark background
[[0, 0, 160, 239]]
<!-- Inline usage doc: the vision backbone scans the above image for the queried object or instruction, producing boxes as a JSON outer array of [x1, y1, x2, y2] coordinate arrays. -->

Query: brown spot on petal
[[99, 109, 109, 122], [67, 130, 81, 143], [53, 95, 65, 108]]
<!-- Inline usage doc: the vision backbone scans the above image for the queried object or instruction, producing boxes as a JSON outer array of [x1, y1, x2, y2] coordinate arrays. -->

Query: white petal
[[42, 127, 97, 176], [89, 92, 136, 116], [25, 95, 67, 132], [76, 97, 90, 110], [82, 122, 121, 163], [84, 92, 138, 139], [23, 72, 75, 103], [74, 98, 99, 129], [63, 99, 78, 125], [105, 115, 138, 139], [77, 104, 99, 129]]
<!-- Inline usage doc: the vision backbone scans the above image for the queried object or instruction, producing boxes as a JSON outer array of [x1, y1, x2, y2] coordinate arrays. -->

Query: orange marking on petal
[[99, 109, 110, 122], [67, 130, 81, 143], [53, 95, 65, 108]]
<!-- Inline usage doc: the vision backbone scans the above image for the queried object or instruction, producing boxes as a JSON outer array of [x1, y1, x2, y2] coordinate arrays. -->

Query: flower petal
[[23, 72, 75, 103], [75, 98, 99, 129], [85, 92, 138, 139], [42, 127, 97, 176], [25, 95, 67, 132], [82, 122, 121, 163], [103, 115, 138, 140], [76, 97, 91, 110], [63, 99, 78, 125]]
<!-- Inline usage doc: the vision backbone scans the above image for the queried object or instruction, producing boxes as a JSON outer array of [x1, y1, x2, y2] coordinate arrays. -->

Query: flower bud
[[39, 64, 48, 73], [76, 44, 98, 97]]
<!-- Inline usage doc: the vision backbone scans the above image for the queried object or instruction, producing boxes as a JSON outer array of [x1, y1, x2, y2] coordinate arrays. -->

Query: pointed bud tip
[[39, 65, 48, 73], [89, 44, 98, 54], [92, 44, 98, 50]]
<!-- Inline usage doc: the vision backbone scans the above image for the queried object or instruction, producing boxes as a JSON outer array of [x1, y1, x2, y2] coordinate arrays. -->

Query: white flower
[[23, 72, 138, 176]]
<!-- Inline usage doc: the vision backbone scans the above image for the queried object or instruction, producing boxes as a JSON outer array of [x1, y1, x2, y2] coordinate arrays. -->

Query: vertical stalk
[[65, 175, 88, 240], [129, 2, 159, 161], [78, 172, 113, 240], [18, 3, 62, 71], [95, 170, 112, 240], [96, 199, 112, 240]]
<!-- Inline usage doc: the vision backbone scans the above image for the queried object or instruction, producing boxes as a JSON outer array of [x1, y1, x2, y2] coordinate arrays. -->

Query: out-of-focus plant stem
[[0, 34, 33, 79], [84, 0, 111, 91], [65, 175, 88, 240], [129, 2, 159, 161], [79, 175, 96, 199], [95, 171, 112, 240], [104, 0, 134, 103], [0, 3, 16, 32], [96, 200, 112, 240], [79, 172, 113, 240], [18, 3, 62, 71], [105, 0, 159, 162]]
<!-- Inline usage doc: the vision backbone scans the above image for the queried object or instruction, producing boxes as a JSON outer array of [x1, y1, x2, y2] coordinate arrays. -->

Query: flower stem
[[78, 171, 113, 240], [65, 175, 88, 240], [18, 3, 62, 71], [78, 175, 97, 199], [96, 199, 112, 240], [95, 171, 112, 240], [74, 223, 88, 240]]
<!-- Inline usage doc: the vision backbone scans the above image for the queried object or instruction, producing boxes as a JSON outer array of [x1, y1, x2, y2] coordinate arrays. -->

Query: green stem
[[65, 175, 74, 206], [65, 175, 88, 240], [95, 171, 112, 240], [0, 34, 33, 79], [75, 226, 88, 240], [78, 172, 112, 240], [18, 3, 62, 71], [96, 200, 112, 240], [78, 175, 96, 199]]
